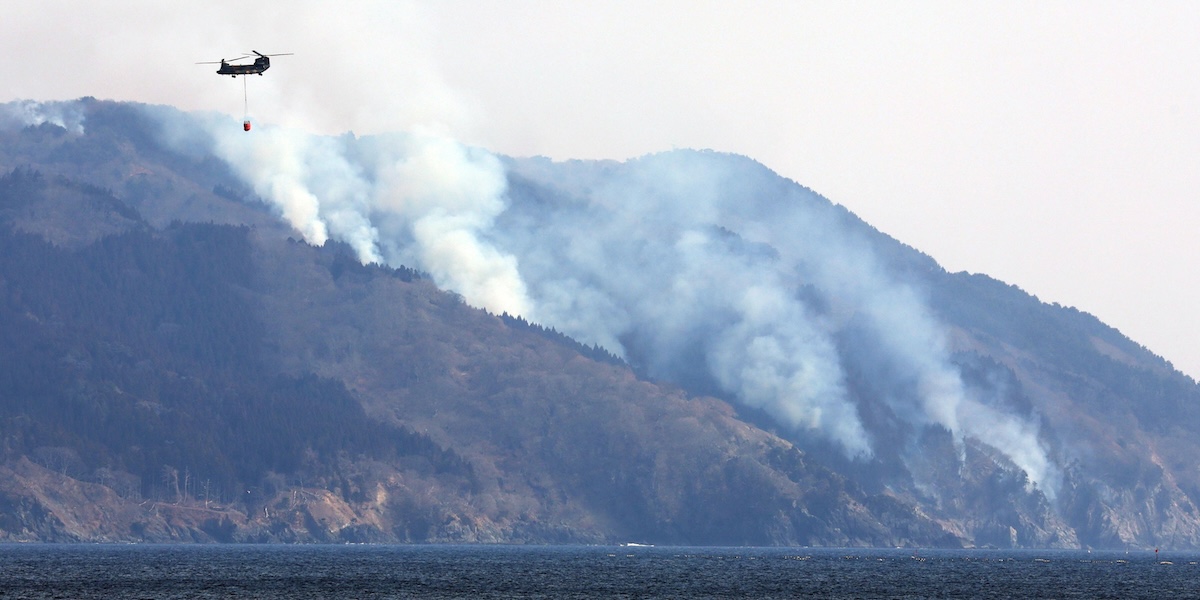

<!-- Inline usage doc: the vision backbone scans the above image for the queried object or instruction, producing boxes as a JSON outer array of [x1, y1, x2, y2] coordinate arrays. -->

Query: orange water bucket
[[243, 120, 252, 132]]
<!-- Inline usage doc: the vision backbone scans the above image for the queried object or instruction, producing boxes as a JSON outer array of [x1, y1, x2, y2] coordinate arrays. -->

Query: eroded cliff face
[[0, 456, 539, 544], [0, 443, 965, 547], [918, 282, 1200, 550]]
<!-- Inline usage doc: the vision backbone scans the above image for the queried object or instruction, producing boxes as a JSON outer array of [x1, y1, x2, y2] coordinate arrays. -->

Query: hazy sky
[[5, 1, 1200, 377]]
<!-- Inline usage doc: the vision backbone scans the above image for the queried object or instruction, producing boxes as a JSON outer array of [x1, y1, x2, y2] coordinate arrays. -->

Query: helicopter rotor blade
[[196, 55, 252, 65], [250, 51, 294, 57]]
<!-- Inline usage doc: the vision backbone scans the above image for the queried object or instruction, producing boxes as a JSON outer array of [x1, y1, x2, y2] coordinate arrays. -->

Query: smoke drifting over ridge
[[144, 104, 1058, 497], [166, 114, 534, 318], [0, 100, 85, 134]]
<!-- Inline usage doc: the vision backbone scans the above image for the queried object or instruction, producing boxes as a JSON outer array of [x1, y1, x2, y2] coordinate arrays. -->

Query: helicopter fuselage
[[216, 58, 270, 77]]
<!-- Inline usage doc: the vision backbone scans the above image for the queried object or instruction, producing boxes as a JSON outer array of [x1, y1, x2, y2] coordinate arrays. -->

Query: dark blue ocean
[[0, 544, 1196, 599]]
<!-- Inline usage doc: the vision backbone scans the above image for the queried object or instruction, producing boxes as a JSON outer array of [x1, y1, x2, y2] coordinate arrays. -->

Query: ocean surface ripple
[[0, 545, 1193, 599]]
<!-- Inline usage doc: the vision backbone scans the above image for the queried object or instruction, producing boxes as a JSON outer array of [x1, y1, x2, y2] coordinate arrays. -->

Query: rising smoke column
[[155, 109, 1057, 495], [357, 132, 532, 317], [496, 153, 877, 458], [500, 151, 1058, 493], [187, 118, 531, 317]]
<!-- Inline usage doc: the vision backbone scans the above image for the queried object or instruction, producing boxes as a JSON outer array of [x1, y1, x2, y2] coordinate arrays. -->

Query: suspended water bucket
[[243, 120, 252, 132]]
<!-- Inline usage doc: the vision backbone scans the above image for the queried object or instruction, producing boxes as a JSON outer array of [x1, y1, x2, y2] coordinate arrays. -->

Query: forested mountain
[[0, 98, 1196, 547]]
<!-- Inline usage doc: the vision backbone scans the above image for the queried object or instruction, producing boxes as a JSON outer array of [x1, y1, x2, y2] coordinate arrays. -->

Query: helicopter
[[197, 51, 292, 131], [197, 51, 292, 77]]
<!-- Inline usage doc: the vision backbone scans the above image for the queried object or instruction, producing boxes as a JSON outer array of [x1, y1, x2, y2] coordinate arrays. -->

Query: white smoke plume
[[153, 110, 1058, 496], [499, 151, 1058, 495], [174, 116, 531, 317], [0, 100, 86, 134]]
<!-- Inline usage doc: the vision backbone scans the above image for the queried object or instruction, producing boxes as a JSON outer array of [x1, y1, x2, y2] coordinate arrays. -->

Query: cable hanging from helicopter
[[195, 51, 292, 132]]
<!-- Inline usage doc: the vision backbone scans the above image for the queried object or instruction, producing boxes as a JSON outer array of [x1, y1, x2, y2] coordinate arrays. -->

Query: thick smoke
[[173, 115, 532, 317], [154, 110, 1059, 496]]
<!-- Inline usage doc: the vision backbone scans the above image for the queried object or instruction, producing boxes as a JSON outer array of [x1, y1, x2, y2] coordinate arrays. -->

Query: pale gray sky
[[5, 1, 1200, 377]]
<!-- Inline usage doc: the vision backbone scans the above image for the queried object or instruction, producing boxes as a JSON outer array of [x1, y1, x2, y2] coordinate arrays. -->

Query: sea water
[[0, 544, 1194, 599]]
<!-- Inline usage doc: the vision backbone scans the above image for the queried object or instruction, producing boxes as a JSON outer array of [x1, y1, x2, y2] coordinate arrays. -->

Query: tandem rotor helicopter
[[197, 50, 292, 77], [196, 51, 292, 131]]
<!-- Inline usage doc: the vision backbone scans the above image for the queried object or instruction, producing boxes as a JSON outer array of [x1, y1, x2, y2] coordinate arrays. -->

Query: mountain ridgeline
[[0, 98, 1197, 548]]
